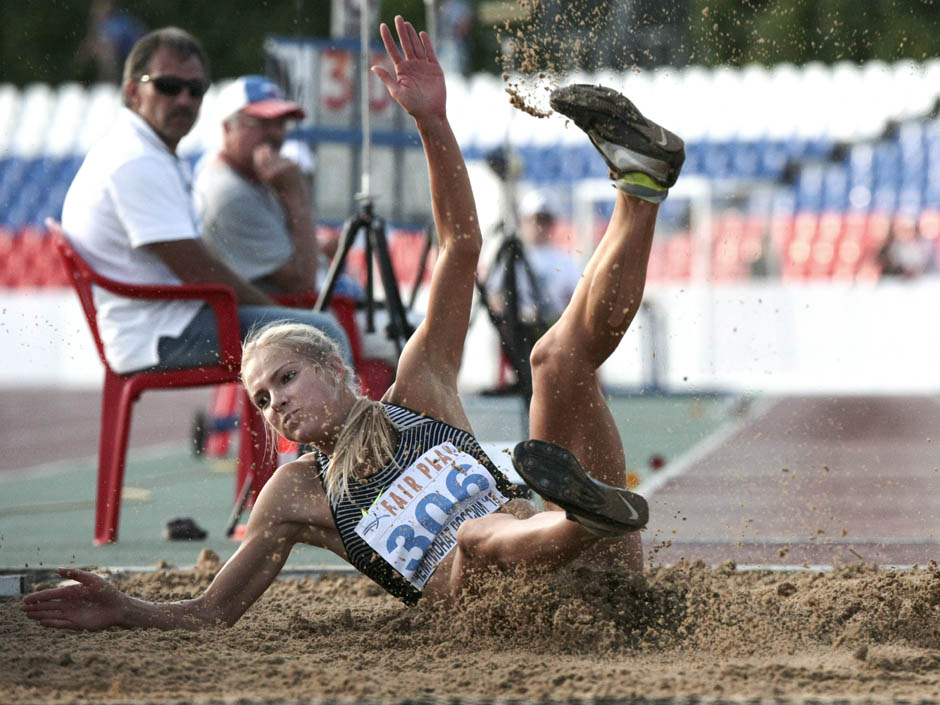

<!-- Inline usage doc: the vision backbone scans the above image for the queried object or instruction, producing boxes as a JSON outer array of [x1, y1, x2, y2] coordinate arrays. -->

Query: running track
[[3, 389, 938, 567], [644, 395, 940, 567]]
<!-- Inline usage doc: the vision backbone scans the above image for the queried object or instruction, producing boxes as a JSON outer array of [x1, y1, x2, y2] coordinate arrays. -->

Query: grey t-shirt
[[194, 157, 294, 282]]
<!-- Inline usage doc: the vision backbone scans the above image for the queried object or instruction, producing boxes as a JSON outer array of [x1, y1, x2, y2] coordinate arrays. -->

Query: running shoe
[[550, 84, 684, 202], [511, 439, 649, 536]]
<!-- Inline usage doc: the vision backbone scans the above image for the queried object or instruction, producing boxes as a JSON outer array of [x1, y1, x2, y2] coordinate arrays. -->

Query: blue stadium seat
[[0, 157, 30, 226], [872, 141, 902, 187], [730, 139, 762, 180], [699, 139, 732, 179], [897, 184, 923, 214], [757, 138, 791, 180], [847, 144, 874, 188], [871, 184, 899, 212], [822, 164, 849, 211], [795, 164, 824, 211], [682, 141, 704, 175]]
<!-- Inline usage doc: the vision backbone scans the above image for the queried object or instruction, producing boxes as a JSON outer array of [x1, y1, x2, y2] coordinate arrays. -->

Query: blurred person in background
[[61, 27, 349, 376], [76, 0, 148, 84], [196, 76, 364, 302], [876, 217, 936, 279], [436, 0, 473, 75], [195, 76, 321, 296], [488, 190, 582, 327]]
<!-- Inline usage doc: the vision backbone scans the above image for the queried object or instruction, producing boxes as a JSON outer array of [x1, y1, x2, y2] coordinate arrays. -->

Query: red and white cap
[[217, 75, 305, 122]]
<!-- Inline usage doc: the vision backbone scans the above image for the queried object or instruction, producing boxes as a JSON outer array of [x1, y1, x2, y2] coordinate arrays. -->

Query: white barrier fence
[[6, 279, 939, 394]]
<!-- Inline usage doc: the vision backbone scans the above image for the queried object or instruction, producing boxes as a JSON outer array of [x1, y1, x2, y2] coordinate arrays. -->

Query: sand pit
[[3, 550, 940, 704]]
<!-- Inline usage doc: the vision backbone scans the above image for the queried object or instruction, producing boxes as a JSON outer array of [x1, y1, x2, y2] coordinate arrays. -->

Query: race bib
[[354, 441, 508, 589]]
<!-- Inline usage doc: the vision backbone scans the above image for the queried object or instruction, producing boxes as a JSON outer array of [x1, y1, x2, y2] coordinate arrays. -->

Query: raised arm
[[372, 17, 481, 422]]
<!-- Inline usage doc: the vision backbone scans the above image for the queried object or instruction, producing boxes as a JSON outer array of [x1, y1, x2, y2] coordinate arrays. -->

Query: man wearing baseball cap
[[196, 75, 320, 294]]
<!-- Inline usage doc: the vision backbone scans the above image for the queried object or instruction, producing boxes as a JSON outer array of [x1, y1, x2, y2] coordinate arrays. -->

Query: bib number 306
[[385, 464, 489, 571]]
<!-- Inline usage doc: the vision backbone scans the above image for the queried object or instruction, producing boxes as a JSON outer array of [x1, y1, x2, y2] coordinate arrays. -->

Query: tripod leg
[[368, 216, 415, 354], [407, 224, 436, 311], [315, 215, 368, 312], [477, 237, 533, 404]]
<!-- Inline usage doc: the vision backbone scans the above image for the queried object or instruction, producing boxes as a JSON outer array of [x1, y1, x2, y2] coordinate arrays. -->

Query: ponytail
[[324, 396, 398, 503]]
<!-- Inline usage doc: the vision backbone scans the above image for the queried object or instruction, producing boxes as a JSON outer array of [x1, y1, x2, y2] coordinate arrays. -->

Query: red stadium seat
[[917, 208, 940, 242], [807, 238, 836, 278], [49, 221, 277, 545], [388, 228, 437, 288], [664, 234, 692, 280], [711, 212, 746, 281], [864, 212, 892, 249], [783, 236, 812, 279], [738, 214, 768, 274], [769, 212, 795, 253], [832, 236, 863, 279], [646, 240, 665, 281]]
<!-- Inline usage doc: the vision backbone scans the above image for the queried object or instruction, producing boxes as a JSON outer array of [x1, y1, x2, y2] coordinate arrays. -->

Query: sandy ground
[[3, 550, 940, 704]]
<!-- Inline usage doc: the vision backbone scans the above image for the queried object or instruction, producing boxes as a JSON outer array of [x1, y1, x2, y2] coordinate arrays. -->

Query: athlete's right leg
[[451, 86, 684, 581], [519, 86, 684, 549]]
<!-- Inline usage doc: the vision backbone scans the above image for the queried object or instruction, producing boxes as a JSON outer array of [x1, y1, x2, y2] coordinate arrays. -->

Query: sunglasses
[[139, 74, 209, 99]]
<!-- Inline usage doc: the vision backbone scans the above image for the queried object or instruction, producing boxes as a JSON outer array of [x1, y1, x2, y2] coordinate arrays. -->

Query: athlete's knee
[[531, 328, 588, 390], [455, 513, 514, 565], [530, 328, 565, 374], [455, 516, 488, 559]]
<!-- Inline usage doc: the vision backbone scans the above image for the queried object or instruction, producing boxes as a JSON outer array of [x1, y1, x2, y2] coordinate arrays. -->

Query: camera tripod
[[315, 194, 416, 357], [475, 226, 550, 408]]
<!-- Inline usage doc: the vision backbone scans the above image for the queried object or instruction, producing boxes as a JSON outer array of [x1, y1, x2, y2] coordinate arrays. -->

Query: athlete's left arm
[[373, 17, 480, 424]]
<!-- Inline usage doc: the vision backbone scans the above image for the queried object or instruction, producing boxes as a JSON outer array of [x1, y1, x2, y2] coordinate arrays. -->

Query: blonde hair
[[242, 320, 397, 503]]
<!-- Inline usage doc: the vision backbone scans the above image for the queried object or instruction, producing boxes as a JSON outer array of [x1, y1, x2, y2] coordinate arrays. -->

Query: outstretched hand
[[20, 567, 126, 631], [372, 16, 446, 122]]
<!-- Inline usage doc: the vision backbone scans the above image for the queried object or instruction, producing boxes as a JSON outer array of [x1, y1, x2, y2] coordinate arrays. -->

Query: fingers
[[371, 65, 395, 93], [379, 22, 402, 65], [22, 587, 77, 606], [381, 16, 429, 64], [22, 568, 102, 607], [419, 31, 438, 63], [22, 606, 67, 620], [396, 16, 425, 60], [59, 567, 103, 589], [23, 605, 84, 630]]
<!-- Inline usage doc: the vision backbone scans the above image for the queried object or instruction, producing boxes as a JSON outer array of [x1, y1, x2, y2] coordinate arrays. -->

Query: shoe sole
[[511, 439, 649, 534], [550, 84, 684, 187]]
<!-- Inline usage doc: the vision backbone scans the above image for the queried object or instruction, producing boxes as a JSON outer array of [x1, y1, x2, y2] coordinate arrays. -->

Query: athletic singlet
[[314, 402, 528, 605]]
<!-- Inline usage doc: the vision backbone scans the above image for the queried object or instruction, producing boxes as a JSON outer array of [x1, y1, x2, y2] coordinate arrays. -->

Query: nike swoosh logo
[[656, 127, 669, 147], [618, 494, 640, 521]]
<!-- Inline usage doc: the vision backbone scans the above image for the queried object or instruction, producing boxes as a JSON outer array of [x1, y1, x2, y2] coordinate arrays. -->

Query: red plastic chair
[[49, 222, 276, 544]]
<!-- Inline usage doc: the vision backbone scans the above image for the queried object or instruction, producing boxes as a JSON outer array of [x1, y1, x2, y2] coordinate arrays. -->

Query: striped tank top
[[315, 402, 527, 605]]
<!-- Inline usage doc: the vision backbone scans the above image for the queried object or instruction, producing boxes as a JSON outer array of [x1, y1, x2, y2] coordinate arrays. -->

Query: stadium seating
[[2, 58, 940, 287]]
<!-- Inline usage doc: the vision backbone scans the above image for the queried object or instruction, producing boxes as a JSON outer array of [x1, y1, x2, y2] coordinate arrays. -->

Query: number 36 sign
[[265, 36, 401, 129]]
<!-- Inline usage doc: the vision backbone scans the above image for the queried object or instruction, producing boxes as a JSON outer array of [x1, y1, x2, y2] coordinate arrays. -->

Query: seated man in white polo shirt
[[62, 27, 349, 374]]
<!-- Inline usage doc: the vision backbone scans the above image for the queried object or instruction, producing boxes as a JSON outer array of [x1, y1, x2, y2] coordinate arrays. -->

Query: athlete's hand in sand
[[20, 568, 127, 631], [372, 16, 445, 122]]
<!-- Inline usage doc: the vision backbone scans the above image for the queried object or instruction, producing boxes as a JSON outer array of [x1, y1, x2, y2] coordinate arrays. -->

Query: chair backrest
[[50, 225, 110, 367]]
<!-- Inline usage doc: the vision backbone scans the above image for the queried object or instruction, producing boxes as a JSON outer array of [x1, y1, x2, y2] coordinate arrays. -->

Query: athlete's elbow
[[447, 228, 482, 260], [184, 597, 241, 629]]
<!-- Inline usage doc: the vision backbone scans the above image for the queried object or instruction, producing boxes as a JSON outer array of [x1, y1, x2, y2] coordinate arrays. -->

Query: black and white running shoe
[[550, 84, 684, 201], [511, 439, 649, 537]]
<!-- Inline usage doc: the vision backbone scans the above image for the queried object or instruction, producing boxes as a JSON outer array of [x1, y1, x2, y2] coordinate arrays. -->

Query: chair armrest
[[87, 272, 242, 369], [272, 291, 318, 309], [48, 221, 244, 370]]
